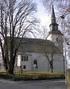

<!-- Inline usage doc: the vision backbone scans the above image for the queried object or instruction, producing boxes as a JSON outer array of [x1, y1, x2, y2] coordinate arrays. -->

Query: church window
[[33, 60, 38, 68], [34, 60, 37, 64], [23, 65, 26, 69], [24, 56, 28, 61], [21, 55, 28, 61]]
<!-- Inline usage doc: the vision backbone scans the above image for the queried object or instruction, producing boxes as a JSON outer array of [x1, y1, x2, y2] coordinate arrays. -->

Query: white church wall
[[47, 34, 52, 41], [17, 52, 49, 71], [30, 52, 49, 71], [0, 51, 64, 73], [16, 53, 32, 71], [16, 52, 64, 72], [21, 55, 32, 71], [53, 54, 64, 72]]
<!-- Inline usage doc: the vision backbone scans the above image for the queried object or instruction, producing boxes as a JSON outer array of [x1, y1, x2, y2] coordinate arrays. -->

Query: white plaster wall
[[16, 52, 64, 72], [30, 53, 49, 71], [20, 52, 49, 71], [0, 51, 64, 72], [47, 34, 63, 52], [53, 54, 64, 72], [21, 55, 32, 71], [47, 34, 52, 41]]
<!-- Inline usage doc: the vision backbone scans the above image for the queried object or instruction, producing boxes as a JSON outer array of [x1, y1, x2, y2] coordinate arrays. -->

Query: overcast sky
[[34, 0, 70, 26], [33, 0, 70, 37], [34, 0, 51, 29]]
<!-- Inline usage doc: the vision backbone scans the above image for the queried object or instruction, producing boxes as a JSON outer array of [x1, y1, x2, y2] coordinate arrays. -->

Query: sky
[[33, 0, 63, 32], [34, 0, 70, 25], [34, 0, 51, 30], [33, 0, 70, 37]]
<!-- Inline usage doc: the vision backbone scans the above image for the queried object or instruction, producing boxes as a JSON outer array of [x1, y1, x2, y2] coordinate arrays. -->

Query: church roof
[[7, 37, 62, 54]]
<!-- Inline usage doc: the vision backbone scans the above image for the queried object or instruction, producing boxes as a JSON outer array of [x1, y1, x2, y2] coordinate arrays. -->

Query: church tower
[[47, 5, 63, 52]]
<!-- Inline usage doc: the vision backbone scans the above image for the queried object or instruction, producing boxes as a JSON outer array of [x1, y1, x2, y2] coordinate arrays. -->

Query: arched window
[[23, 65, 26, 69], [33, 60, 38, 68], [34, 60, 37, 65]]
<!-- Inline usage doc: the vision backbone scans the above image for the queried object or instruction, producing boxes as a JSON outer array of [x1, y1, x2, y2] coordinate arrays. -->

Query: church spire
[[51, 5, 56, 24], [49, 5, 58, 32]]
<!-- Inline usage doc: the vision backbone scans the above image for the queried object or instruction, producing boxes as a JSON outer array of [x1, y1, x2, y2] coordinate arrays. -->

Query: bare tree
[[41, 41, 55, 73], [0, 0, 38, 74]]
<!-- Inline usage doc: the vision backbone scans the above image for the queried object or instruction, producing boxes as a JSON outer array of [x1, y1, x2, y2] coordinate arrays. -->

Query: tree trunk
[[8, 51, 16, 74], [8, 58, 15, 74], [50, 60, 53, 72], [50, 53, 53, 73]]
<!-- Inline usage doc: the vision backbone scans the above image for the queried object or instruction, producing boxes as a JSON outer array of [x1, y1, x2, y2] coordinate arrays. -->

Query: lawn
[[0, 71, 65, 80]]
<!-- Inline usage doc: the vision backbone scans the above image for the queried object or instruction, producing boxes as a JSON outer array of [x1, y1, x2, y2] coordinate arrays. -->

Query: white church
[[0, 6, 65, 73], [14, 6, 65, 73]]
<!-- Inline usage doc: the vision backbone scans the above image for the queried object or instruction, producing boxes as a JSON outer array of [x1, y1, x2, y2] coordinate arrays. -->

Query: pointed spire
[[51, 5, 56, 24], [49, 5, 58, 32], [49, 5, 63, 35]]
